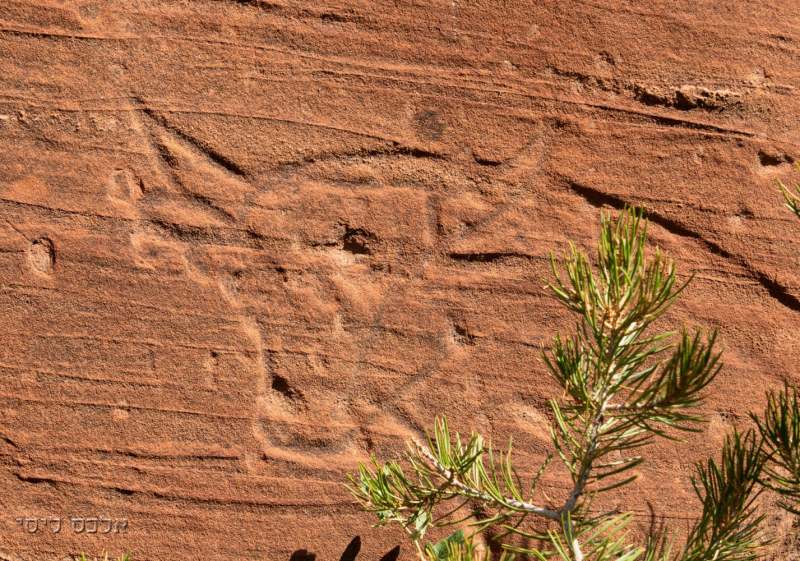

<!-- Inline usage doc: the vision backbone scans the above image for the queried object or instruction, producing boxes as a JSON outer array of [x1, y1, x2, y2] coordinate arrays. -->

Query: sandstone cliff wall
[[1, 1, 800, 558]]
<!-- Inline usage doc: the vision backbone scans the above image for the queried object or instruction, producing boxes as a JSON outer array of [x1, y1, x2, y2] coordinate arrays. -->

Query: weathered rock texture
[[1, 1, 800, 559]]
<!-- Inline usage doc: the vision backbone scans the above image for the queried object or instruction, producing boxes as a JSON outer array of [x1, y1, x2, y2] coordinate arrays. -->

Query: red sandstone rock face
[[1, 1, 800, 559]]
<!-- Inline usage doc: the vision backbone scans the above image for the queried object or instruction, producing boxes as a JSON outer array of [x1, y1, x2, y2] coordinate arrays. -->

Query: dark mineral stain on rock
[[414, 110, 445, 141]]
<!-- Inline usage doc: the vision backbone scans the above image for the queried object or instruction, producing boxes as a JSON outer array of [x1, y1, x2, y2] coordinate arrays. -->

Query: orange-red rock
[[1, 1, 800, 559]]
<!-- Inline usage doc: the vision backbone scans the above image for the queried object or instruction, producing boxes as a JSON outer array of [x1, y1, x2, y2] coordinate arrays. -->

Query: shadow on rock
[[289, 536, 400, 560]]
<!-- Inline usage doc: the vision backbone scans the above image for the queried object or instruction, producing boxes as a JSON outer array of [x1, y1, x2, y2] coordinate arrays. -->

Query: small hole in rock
[[29, 237, 55, 275], [453, 323, 475, 345], [271, 375, 301, 400], [759, 150, 792, 167], [342, 227, 375, 255]]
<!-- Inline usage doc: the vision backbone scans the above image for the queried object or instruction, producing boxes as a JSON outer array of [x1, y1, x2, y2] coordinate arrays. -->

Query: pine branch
[[344, 206, 761, 561], [561, 401, 608, 515], [751, 383, 800, 514], [779, 162, 800, 221], [410, 437, 561, 520], [681, 430, 766, 561]]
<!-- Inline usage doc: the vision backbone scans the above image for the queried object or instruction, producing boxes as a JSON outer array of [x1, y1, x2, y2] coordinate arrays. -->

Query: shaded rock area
[[1, 0, 800, 558]]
